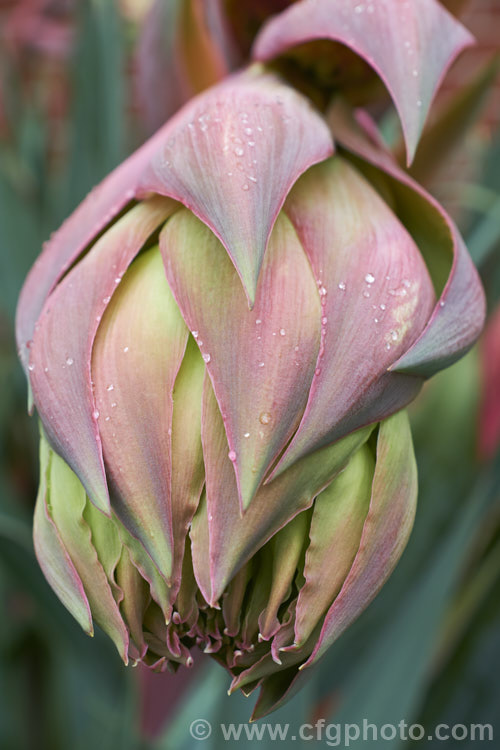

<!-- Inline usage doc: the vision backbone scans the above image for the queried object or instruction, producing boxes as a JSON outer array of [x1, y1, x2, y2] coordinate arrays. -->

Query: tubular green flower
[[16, 2, 485, 717]]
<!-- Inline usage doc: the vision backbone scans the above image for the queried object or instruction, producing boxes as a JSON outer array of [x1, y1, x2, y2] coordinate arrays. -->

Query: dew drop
[[380, 303, 386, 311], [259, 412, 271, 425], [234, 147, 244, 156], [228, 450, 237, 462], [258, 361, 265, 368], [106, 384, 114, 392], [66, 357, 74, 366], [111, 402, 117, 408], [338, 281, 346, 291], [365, 273, 375, 284], [202, 353, 211, 363], [242, 184, 249, 191], [321, 316, 328, 325], [391, 330, 398, 341], [363, 291, 370, 298], [93, 409, 100, 420], [123, 346, 129, 353], [192, 331, 199, 338], [255, 319, 262, 325], [28, 363, 35, 372], [279, 328, 286, 336], [244, 432, 250, 438]]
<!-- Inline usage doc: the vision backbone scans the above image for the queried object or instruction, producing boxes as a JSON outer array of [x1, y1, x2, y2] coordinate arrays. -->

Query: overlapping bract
[[17, 0, 486, 717]]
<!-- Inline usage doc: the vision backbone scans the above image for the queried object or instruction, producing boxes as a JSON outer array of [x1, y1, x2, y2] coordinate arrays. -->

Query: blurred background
[[0, 1, 499, 748]]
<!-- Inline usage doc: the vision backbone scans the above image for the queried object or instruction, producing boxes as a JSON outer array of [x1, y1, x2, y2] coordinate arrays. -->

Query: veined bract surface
[[16, 0, 485, 718]]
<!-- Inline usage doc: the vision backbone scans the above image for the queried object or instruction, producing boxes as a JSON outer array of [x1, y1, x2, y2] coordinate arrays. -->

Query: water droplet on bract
[[258, 362, 265, 368], [28, 363, 35, 372], [244, 127, 252, 135], [380, 303, 386, 311], [315, 367, 321, 376], [66, 357, 74, 366], [44, 367, 49, 373], [365, 273, 375, 284], [321, 316, 328, 325], [417, 99, 423, 108], [391, 330, 398, 341], [259, 412, 271, 425], [228, 450, 237, 462], [107, 384, 114, 391], [363, 291, 370, 298], [374, 318, 379, 324], [242, 184, 249, 191], [338, 281, 346, 291], [123, 346, 129, 353], [202, 353, 211, 363], [93, 410, 100, 419], [192, 331, 199, 338], [105, 416, 110, 422], [244, 432, 250, 438], [354, 4, 364, 13], [256, 319, 262, 325], [294, 345, 299, 352], [111, 402, 117, 408], [114, 277, 121, 284], [412, 69, 419, 77], [234, 147, 244, 156], [385, 343, 392, 351], [279, 328, 286, 336], [439, 300, 446, 308], [103, 296, 111, 304]]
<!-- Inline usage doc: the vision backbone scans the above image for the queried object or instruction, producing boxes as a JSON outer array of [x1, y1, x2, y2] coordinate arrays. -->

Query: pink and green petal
[[258, 511, 310, 641], [92, 245, 189, 583], [161, 209, 321, 511], [303, 409, 417, 668], [15, 126, 182, 377], [252, 0, 473, 163], [148, 70, 333, 303], [29, 199, 175, 515], [328, 101, 486, 377], [43, 436, 130, 662], [293, 444, 373, 647], [191, 377, 374, 605], [275, 157, 434, 474], [33, 433, 93, 636]]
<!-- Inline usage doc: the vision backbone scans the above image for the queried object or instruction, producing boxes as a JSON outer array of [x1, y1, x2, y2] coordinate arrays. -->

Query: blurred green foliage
[[0, 2, 499, 749]]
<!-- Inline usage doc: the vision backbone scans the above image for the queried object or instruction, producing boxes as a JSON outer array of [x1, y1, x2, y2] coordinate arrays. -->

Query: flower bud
[[17, 2, 485, 716]]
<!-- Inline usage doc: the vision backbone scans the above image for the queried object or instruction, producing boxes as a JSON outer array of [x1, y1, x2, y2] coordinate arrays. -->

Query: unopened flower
[[16, 0, 485, 718]]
